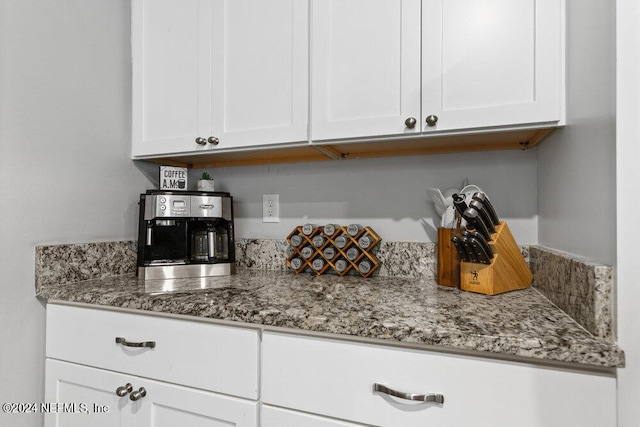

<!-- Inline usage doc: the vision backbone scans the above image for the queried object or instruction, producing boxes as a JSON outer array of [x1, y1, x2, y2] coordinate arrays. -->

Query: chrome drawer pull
[[373, 383, 444, 404], [115, 337, 156, 349]]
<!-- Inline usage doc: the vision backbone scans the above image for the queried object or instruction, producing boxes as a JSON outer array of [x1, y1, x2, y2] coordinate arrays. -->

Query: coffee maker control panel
[[144, 193, 231, 220]]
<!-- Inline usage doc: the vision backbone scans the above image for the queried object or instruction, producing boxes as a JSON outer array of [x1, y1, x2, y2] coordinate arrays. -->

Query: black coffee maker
[[137, 190, 235, 280]]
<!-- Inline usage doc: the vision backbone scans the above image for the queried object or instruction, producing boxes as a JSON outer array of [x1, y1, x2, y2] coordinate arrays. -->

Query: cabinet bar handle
[[115, 337, 156, 349], [373, 383, 444, 404]]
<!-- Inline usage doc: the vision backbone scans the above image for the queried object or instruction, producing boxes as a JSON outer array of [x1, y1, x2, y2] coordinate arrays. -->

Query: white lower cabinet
[[45, 359, 258, 427], [262, 405, 370, 427], [45, 305, 616, 427], [44, 304, 259, 427], [261, 332, 616, 427]]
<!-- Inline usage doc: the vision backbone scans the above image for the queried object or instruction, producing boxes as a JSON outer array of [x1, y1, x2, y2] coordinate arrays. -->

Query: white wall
[[0, 1, 152, 426], [616, 0, 640, 424], [194, 149, 538, 245], [537, 0, 616, 265]]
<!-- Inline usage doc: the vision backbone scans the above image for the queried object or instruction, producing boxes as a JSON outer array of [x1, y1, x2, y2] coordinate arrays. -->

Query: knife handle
[[463, 207, 491, 242], [451, 236, 468, 262], [473, 192, 500, 226], [467, 230, 493, 257], [469, 238, 492, 264], [452, 193, 468, 218], [469, 200, 496, 234], [461, 237, 478, 263]]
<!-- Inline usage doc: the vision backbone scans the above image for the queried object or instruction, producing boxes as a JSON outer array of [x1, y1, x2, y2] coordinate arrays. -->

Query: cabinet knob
[[425, 115, 438, 127], [404, 117, 417, 129], [208, 136, 219, 145], [115, 383, 133, 397], [129, 387, 147, 401], [195, 137, 207, 145]]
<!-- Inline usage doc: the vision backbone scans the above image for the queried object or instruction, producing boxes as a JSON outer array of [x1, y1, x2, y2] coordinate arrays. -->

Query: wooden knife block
[[459, 222, 532, 295], [437, 227, 461, 288]]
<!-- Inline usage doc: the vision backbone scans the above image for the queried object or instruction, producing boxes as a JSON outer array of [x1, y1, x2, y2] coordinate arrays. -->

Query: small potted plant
[[197, 172, 215, 191]]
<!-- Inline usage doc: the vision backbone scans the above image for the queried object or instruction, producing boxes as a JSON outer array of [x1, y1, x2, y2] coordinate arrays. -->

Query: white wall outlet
[[262, 194, 279, 223]]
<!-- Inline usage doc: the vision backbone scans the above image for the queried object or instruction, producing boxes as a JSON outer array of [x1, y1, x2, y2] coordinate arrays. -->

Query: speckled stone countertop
[[36, 268, 624, 369]]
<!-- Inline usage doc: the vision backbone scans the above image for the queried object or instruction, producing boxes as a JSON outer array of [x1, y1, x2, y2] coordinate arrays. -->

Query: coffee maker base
[[138, 263, 236, 281]]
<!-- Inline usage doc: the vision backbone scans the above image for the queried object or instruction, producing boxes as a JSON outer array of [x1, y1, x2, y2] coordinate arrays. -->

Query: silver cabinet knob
[[115, 383, 133, 397], [404, 117, 417, 129], [425, 115, 438, 127], [195, 137, 207, 145], [208, 136, 219, 145], [129, 387, 147, 401]]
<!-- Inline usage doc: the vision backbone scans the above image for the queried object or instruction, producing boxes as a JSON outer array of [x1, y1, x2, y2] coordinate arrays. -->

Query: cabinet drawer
[[262, 332, 615, 427], [46, 304, 259, 399], [262, 405, 368, 427]]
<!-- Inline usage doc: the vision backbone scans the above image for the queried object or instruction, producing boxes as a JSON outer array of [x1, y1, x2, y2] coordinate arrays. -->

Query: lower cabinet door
[[45, 359, 258, 427], [262, 405, 371, 427], [135, 376, 258, 427], [45, 359, 132, 427]]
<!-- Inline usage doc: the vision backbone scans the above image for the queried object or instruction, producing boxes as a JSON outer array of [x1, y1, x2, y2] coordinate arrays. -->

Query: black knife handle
[[469, 199, 496, 234], [469, 238, 492, 264], [472, 192, 500, 226], [463, 207, 491, 242], [451, 236, 468, 262], [466, 230, 493, 257], [452, 193, 468, 218], [460, 237, 478, 263]]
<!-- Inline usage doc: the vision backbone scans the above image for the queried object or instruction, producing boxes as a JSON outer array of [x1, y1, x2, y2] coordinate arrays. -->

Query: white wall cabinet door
[[310, 0, 422, 142], [421, 0, 563, 132], [132, 0, 308, 157], [45, 359, 258, 427]]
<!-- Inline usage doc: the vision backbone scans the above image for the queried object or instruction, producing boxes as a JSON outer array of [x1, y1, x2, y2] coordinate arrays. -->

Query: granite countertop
[[36, 268, 624, 369]]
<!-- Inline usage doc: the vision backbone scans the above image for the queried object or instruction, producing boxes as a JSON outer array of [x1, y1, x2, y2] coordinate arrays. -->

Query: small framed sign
[[159, 166, 188, 191]]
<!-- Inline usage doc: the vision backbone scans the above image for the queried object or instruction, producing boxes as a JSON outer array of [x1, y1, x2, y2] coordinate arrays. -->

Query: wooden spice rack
[[438, 222, 533, 295], [286, 225, 381, 277]]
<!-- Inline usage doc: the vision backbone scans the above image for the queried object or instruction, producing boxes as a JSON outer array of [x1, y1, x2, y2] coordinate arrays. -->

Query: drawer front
[[262, 332, 616, 427], [262, 405, 369, 427], [46, 304, 259, 399]]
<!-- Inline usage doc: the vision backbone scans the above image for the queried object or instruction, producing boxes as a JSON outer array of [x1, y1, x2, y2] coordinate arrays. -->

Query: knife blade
[[463, 230, 493, 258], [450, 235, 468, 262], [463, 206, 491, 242], [472, 192, 500, 226], [469, 237, 492, 264], [469, 199, 496, 234]]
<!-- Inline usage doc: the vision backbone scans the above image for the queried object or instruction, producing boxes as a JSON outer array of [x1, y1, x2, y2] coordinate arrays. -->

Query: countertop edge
[[41, 298, 622, 374]]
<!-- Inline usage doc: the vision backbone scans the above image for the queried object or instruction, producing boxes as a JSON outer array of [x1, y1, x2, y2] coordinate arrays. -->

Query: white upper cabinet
[[310, 0, 422, 141], [311, 0, 564, 142], [132, 0, 309, 157], [421, 0, 564, 132], [131, 0, 565, 163]]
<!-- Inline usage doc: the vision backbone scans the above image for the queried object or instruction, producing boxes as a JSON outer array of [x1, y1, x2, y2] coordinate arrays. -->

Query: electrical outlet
[[262, 194, 279, 223]]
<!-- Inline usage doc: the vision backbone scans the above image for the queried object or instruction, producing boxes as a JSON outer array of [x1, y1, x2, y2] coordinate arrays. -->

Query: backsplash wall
[[186, 150, 539, 245]]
